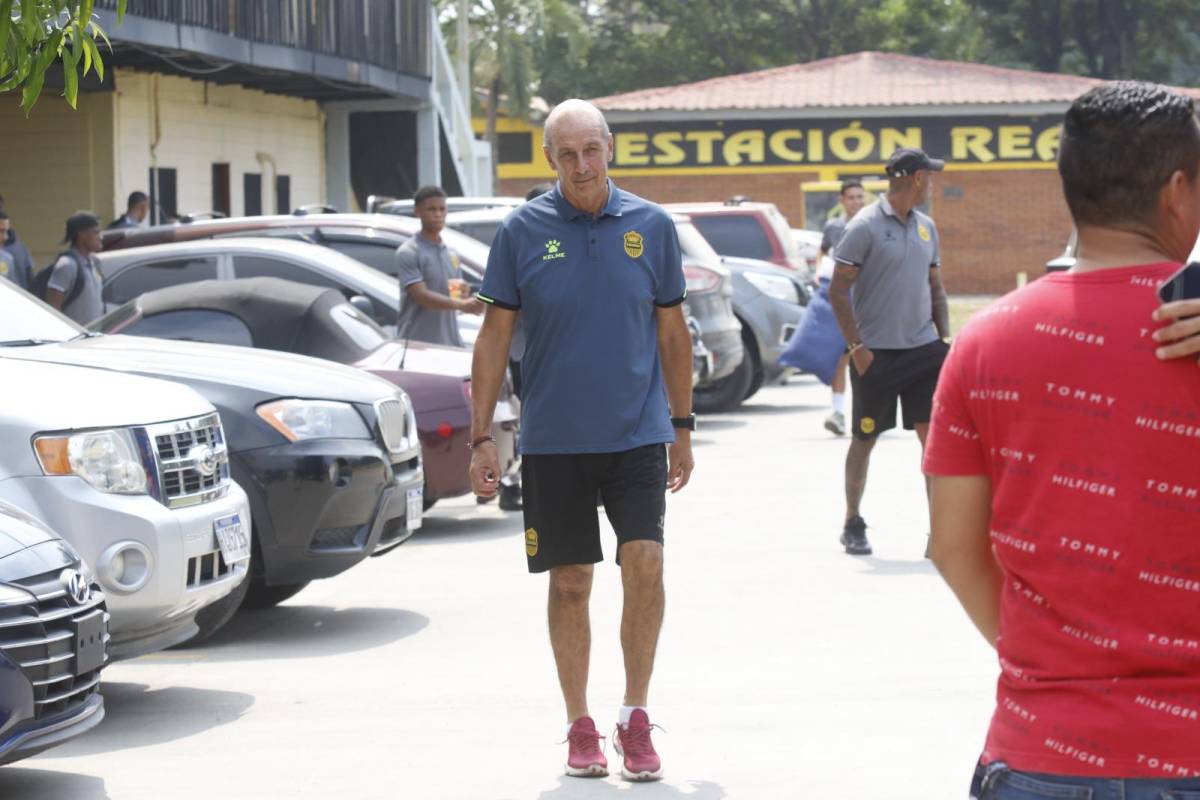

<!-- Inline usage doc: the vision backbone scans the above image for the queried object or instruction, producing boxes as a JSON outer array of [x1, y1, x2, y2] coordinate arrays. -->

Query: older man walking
[[468, 99, 694, 782]]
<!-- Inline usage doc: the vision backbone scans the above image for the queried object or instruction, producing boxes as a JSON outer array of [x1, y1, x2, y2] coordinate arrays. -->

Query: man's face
[[415, 196, 447, 234], [841, 187, 866, 218], [132, 200, 149, 222], [0, 220, 10, 242], [544, 115, 613, 211], [78, 225, 103, 253]]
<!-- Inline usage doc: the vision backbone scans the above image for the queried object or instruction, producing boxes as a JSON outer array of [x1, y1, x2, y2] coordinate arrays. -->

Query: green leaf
[[116, 0, 125, 24], [81, 30, 94, 76], [70, 21, 83, 64], [62, 46, 78, 108], [22, 29, 64, 115], [0, 1, 14, 66], [84, 36, 102, 81]]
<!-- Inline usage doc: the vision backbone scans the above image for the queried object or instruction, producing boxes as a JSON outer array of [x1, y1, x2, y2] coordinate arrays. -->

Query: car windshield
[[0, 279, 87, 344], [675, 220, 722, 264]]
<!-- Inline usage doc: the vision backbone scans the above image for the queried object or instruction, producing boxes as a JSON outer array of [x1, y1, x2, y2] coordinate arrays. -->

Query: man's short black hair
[[1059, 81, 1200, 227], [840, 179, 863, 195], [0, 211, 9, 221], [525, 182, 554, 202], [413, 185, 447, 206], [127, 191, 148, 209]]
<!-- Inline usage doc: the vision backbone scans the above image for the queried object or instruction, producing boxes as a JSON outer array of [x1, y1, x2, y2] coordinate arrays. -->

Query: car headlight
[[0, 583, 34, 608], [744, 272, 802, 304], [34, 428, 149, 494], [256, 399, 371, 442]]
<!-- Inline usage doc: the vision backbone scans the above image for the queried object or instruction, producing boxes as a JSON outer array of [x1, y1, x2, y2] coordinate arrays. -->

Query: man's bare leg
[[845, 435, 877, 522], [618, 540, 665, 708], [548, 563, 594, 722]]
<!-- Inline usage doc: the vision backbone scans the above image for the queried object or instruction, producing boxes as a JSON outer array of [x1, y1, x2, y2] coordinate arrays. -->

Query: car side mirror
[[349, 295, 375, 316]]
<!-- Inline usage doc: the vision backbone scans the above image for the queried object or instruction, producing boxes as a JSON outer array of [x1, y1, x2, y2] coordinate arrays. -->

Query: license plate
[[406, 488, 423, 531], [73, 610, 105, 675], [214, 514, 250, 565]]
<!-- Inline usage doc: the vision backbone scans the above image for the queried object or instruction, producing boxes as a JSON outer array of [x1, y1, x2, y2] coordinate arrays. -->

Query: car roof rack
[[365, 194, 397, 213], [177, 210, 229, 223], [293, 204, 338, 216], [723, 195, 751, 206]]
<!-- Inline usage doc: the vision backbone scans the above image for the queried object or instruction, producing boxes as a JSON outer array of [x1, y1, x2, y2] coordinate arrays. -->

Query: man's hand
[[666, 432, 694, 494], [469, 441, 501, 498], [458, 297, 486, 315], [1153, 299, 1200, 361], [851, 346, 875, 376]]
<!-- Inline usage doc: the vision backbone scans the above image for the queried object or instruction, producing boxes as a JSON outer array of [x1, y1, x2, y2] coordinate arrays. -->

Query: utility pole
[[457, 0, 470, 102]]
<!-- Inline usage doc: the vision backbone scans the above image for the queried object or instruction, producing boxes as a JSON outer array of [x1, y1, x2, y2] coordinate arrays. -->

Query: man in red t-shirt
[[925, 82, 1200, 797]]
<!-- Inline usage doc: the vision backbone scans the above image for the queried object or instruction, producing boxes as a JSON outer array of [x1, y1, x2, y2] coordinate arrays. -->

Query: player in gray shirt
[[47, 212, 105, 325], [830, 148, 951, 556], [817, 179, 867, 436], [394, 185, 484, 347]]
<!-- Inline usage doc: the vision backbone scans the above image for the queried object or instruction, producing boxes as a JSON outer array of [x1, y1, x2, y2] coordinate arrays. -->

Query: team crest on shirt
[[525, 528, 539, 557], [543, 239, 566, 261], [623, 231, 644, 258], [0, 262, 7, 277], [860, 417, 876, 434], [918, 224, 931, 242]]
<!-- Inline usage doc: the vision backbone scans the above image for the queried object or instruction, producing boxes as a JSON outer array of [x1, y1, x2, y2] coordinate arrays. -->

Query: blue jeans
[[972, 761, 1200, 799]]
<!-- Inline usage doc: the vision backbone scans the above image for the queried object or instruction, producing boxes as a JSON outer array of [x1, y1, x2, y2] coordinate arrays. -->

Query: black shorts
[[849, 339, 949, 440], [521, 444, 668, 573]]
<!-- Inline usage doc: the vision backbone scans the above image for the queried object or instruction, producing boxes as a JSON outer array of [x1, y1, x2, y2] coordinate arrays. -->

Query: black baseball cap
[[62, 211, 100, 244], [885, 147, 945, 177]]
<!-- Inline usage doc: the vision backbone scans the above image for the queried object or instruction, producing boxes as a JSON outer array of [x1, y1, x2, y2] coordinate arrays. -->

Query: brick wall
[[501, 167, 1073, 295]]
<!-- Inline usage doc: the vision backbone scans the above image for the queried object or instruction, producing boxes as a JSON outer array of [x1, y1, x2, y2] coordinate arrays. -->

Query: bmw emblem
[[60, 569, 92, 606]]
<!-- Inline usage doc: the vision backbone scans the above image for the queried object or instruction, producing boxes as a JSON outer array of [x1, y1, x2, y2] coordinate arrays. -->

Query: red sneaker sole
[[564, 763, 608, 778]]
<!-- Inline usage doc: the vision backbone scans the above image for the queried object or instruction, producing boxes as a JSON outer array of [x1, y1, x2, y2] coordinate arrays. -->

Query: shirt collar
[[552, 180, 623, 222], [878, 195, 913, 225]]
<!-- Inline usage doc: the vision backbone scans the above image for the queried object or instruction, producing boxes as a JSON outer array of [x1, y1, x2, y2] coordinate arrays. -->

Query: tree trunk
[[487, 75, 501, 186]]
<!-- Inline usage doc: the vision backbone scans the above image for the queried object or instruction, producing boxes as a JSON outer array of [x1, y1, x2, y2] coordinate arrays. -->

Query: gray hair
[[543, 99, 611, 152]]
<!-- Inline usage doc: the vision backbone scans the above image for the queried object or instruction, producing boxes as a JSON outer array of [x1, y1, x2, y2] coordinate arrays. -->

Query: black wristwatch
[[671, 414, 696, 431]]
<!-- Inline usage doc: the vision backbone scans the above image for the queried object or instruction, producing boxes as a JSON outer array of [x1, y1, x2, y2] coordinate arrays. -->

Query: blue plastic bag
[[777, 280, 846, 386]]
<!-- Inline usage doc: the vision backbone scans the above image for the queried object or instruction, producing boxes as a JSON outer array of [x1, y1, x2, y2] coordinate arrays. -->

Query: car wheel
[[740, 328, 764, 401], [693, 346, 754, 413], [242, 580, 311, 609], [171, 568, 251, 647]]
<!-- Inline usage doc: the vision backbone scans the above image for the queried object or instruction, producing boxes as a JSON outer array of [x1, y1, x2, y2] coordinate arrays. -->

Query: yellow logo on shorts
[[623, 231, 644, 258], [525, 528, 539, 557], [918, 224, 931, 242], [861, 417, 876, 434]]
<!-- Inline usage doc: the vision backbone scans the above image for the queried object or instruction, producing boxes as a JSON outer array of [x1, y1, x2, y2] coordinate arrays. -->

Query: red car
[[91, 278, 520, 510]]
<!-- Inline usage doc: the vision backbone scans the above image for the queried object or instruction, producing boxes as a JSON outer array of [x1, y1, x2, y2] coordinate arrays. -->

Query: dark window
[[447, 221, 501, 247], [232, 255, 340, 290], [212, 164, 231, 217], [104, 257, 219, 305], [244, 173, 262, 216], [690, 214, 774, 261], [276, 175, 291, 214], [326, 240, 402, 276], [148, 167, 177, 225], [498, 132, 532, 164], [126, 310, 254, 347]]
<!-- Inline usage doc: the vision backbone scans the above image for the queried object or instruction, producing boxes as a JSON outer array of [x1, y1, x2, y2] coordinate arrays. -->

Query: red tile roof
[[591, 51, 1200, 112]]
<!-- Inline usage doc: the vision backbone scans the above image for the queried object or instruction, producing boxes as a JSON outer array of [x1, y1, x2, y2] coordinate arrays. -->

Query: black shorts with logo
[[521, 444, 668, 573], [849, 339, 949, 440]]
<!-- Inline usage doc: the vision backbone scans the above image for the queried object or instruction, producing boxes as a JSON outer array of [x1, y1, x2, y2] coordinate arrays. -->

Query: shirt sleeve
[[832, 219, 869, 268], [922, 339, 988, 476], [820, 219, 839, 254], [478, 221, 521, 310], [929, 220, 941, 267], [46, 255, 78, 294], [653, 216, 686, 308], [395, 243, 425, 290]]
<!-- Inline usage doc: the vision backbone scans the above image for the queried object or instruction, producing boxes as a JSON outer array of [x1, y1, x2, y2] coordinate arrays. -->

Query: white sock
[[619, 705, 646, 726], [832, 393, 847, 415]]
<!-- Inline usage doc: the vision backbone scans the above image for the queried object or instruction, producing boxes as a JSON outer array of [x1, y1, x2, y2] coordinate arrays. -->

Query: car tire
[[171, 568, 251, 647], [242, 580, 310, 609], [693, 345, 754, 413], [740, 328, 764, 402]]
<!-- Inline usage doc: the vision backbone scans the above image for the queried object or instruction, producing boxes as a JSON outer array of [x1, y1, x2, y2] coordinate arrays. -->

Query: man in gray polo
[[46, 211, 105, 325], [395, 185, 484, 346], [829, 148, 951, 556]]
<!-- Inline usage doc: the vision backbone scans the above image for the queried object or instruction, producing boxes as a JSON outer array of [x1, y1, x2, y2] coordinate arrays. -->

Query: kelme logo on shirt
[[918, 224, 931, 242], [543, 239, 566, 261], [624, 231, 644, 258]]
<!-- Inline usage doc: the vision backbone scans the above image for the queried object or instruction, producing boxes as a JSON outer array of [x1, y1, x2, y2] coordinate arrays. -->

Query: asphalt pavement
[[6, 374, 997, 799]]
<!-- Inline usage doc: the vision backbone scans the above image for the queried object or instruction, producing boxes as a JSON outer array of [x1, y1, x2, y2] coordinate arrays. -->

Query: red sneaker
[[564, 716, 608, 778], [612, 710, 663, 782]]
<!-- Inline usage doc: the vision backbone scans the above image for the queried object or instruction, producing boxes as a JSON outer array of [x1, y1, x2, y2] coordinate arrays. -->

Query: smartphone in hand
[[1158, 261, 1200, 303]]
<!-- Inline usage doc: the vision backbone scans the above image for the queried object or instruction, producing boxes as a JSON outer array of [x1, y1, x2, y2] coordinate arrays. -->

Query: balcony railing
[[96, 0, 430, 78]]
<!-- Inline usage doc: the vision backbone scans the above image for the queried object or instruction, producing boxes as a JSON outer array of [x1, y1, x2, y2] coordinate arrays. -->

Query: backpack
[[31, 251, 87, 307]]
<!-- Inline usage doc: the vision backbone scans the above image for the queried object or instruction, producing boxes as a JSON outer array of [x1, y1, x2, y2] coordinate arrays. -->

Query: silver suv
[[0, 355, 251, 659]]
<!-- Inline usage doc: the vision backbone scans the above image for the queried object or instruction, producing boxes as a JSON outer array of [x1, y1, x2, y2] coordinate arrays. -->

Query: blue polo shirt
[[480, 181, 686, 455]]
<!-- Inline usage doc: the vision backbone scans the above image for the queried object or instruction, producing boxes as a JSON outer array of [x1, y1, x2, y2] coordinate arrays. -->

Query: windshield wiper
[[70, 331, 102, 341], [0, 338, 62, 347]]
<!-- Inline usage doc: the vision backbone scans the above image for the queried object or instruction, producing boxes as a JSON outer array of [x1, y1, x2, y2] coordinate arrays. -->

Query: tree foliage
[[0, 0, 126, 114]]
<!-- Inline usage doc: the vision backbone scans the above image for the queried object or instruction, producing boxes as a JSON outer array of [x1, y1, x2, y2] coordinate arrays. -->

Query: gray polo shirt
[[395, 234, 464, 347], [47, 249, 104, 325], [0, 249, 16, 288], [820, 216, 848, 254], [832, 196, 940, 350]]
